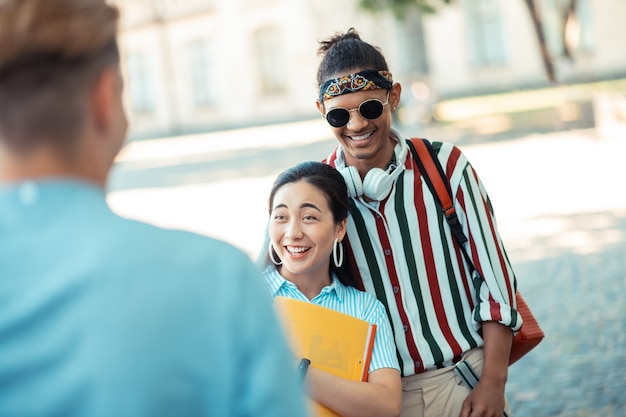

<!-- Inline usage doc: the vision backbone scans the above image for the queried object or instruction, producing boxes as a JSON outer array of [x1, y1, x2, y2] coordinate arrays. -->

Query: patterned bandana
[[319, 69, 393, 102]]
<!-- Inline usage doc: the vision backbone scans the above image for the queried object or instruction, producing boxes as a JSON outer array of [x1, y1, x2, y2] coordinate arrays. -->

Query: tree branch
[[524, 0, 557, 83]]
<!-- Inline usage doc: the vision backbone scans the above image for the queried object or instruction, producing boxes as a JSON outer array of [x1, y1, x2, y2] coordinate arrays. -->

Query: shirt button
[[393, 286, 399, 294], [403, 325, 408, 332], [415, 361, 421, 368], [384, 249, 391, 256]]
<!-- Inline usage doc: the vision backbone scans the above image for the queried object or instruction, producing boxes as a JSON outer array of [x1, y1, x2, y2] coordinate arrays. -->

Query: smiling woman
[[261, 160, 402, 417], [266, 161, 352, 294]]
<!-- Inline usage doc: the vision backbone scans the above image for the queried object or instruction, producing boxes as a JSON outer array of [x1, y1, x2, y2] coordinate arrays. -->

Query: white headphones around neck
[[338, 139, 408, 201]]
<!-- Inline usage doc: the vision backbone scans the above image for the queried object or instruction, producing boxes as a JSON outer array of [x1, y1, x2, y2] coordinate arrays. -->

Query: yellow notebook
[[273, 296, 377, 417]]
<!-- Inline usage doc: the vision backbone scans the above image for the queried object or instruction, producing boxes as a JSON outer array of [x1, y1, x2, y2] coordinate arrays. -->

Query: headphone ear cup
[[362, 168, 394, 201], [340, 166, 363, 198]]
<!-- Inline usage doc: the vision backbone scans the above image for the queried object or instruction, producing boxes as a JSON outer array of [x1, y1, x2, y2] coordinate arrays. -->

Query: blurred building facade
[[113, 0, 626, 140]]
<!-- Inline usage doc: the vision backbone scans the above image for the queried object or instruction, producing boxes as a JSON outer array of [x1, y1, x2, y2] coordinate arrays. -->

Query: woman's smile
[[285, 245, 311, 256]]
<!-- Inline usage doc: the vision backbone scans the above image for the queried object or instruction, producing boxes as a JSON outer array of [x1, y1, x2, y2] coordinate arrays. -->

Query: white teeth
[[351, 131, 373, 141], [287, 246, 309, 254]]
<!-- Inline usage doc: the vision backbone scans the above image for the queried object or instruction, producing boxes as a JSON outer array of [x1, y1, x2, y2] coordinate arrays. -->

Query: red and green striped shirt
[[325, 136, 521, 376]]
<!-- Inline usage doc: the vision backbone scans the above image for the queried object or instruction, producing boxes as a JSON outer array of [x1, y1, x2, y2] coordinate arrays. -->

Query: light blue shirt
[[263, 265, 400, 373], [0, 179, 309, 417]]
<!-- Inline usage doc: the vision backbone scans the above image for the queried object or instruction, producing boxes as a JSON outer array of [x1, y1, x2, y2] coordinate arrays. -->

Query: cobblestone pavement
[[505, 210, 626, 417], [108, 122, 626, 417]]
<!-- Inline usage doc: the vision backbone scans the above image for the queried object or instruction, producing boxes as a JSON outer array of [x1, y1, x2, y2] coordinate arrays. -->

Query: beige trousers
[[400, 348, 512, 417]]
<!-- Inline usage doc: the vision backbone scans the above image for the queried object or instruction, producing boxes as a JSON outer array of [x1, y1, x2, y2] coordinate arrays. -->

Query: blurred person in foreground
[[316, 28, 520, 417], [262, 161, 401, 417], [0, 1, 309, 416]]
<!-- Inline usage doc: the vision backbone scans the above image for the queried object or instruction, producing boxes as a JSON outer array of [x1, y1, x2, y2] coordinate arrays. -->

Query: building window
[[465, 0, 507, 67], [401, 9, 429, 75], [575, 0, 594, 52], [254, 27, 285, 95], [126, 51, 155, 115], [187, 40, 215, 108]]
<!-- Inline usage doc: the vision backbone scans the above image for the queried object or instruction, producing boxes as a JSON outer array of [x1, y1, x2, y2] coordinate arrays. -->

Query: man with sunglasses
[[317, 29, 520, 417]]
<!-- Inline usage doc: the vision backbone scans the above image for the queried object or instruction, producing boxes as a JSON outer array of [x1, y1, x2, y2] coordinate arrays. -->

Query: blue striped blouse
[[263, 265, 400, 374]]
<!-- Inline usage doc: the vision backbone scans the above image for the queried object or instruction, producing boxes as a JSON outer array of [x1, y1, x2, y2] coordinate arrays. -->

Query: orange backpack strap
[[405, 138, 467, 245], [407, 138, 541, 368]]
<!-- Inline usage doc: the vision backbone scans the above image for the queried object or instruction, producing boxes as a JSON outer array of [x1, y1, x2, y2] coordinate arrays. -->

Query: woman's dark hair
[[316, 27, 389, 88], [268, 161, 357, 287]]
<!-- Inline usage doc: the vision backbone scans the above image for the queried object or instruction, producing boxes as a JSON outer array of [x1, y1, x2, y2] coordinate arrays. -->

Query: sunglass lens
[[359, 100, 384, 120], [326, 109, 350, 128], [325, 97, 385, 127]]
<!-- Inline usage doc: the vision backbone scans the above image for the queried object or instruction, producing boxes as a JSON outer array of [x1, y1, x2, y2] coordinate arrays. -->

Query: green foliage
[[359, 0, 453, 18]]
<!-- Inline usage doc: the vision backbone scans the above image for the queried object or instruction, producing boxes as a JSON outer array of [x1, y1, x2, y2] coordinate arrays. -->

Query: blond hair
[[0, 0, 120, 151]]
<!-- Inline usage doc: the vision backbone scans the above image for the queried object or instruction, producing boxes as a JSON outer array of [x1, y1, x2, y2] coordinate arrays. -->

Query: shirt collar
[[327, 274, 346, 302], [263, 265, 345, 302], [263, 265, 287, 296]]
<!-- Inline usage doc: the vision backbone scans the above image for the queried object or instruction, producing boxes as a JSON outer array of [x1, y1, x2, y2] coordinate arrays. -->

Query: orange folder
[[273, 296, 377, 417]]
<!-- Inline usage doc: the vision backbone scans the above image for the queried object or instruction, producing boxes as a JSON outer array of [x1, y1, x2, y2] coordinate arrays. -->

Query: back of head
[[0, 0, 120, 154], [316, 28, 389, 88]]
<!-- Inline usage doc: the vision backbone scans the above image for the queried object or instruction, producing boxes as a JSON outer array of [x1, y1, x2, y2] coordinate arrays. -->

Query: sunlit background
[[109, 0, 623, 140], [105, 1, 626, 416]]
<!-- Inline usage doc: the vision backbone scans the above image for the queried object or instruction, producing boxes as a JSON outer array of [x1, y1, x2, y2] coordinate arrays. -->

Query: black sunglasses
[[324, 91, 390, 128]]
